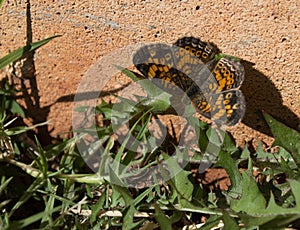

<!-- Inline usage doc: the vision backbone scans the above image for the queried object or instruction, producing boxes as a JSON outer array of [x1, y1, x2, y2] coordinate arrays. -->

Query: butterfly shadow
[[240, 60, 299, 136]]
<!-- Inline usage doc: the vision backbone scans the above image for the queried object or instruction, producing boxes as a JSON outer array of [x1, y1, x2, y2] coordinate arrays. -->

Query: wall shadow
[[37, 60, 300, 145], [240, 60, 299, 136], [14, 0, 53, 146]]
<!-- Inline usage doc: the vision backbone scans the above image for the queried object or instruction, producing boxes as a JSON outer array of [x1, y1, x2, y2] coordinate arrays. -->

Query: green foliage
[[2, 64, 300, 228], [0, 83, 25, 117], [1, 9, 299, 227], [0, 35, 61, 69], [0, 0, 5, 8]]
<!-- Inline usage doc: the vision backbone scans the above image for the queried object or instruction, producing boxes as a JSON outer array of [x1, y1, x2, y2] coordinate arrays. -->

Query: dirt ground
[[0, 0, 299, 149]]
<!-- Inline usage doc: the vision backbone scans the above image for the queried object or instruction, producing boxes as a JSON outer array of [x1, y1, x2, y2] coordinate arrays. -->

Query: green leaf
[[41, 185, 57, 226], [279, 156, 298, 179], [0, 96, 7, 123], [219, 129, 239, 154], [290, 179, 300, 206], [239, 189, 300, 228], [34, 136, 48, 177], [154, 203, 172, 230], [91, 193, 106, 223], [230, 179, 300, 227], [231, 171, 266, 213], [215, 151, 242, 197], [115, 66, 173, 112], [123, 205, 141, 230], [263, 113, 300, 165], [222, 211, 239, 230], [255, 140, 269, 159], [0, 177, 13, 197], [8, 206, 62, 229], [114, 65, 141, 82], [240, 144, 250, 160], [163, 152, 193, 207], [109, 168, 133, 206], [133, 186, 156, 206], [6, 99, 25, 117], [5, 121, 48, 136], [115, 66, 166, 97], [200, 215, 223, 230], [0, 35, 61, 69]]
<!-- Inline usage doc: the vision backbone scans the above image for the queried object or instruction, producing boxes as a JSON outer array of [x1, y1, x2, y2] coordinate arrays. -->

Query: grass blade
[[0, 35, 61, 69]]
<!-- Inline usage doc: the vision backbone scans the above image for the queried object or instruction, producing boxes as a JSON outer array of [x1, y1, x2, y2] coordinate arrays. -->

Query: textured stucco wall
[[0, 0, 299, 146]]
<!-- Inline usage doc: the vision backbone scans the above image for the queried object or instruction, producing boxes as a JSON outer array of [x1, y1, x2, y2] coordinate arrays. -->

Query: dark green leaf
[[231, 171, 266, 213], [200, 215, 223, 230], [215, 151, 242, 197], [222, 211, 239, 230], [163, 153, 193, 207], [154, 203, 172, 230], [263, 113, 300, 165], [6, 99, 25, 117]]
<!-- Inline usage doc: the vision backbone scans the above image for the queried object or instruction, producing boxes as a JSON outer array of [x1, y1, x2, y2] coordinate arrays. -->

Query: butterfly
[[132, 36, 245, 126]]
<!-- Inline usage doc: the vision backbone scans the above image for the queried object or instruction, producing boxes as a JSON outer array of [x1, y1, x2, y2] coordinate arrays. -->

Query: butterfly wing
[[133, 43, 210, 95], [133, 37, 246, 126], [174, 36, 220, 64], [189, 57, 245, 126]]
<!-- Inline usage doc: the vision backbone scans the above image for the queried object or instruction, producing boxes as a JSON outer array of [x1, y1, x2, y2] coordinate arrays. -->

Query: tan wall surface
[[1, 0, 299, 146]]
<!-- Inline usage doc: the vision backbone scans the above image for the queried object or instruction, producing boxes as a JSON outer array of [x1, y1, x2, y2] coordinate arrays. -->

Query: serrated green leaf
[[279, 156, 298, 179], [240, 144, 250, 159], [162, 152, 193, 207], [215, 151, 242, 197], [231, 171, 266, 213], [123, 205, 142, 230], [91, 193, 106, 223], [220, 129, 239, 154], [239, 191, 300, 227], [263, 113, 300, 165], [0, 35, 61, 69], [231, 179, 300, 228], [255, 140, 269, 159]]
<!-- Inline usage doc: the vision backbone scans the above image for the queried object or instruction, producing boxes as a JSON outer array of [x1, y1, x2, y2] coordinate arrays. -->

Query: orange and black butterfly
[[133, 37, 245, 126]]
